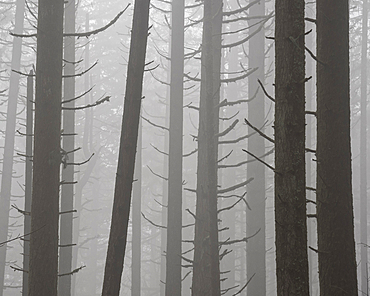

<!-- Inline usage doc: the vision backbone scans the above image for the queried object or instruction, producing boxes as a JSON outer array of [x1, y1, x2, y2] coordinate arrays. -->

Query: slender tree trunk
[[316, 1, 358, 295], [28, 0, 64, 294], [101, 0, 150, 294], [22, 71, 33, 296], [165, 0, 184, 293], [132, 120, 142, 296], [274, 0, 309, 295], [59, 0, 76, 294], [246, 1, 266, 294], [0, 0, 25, 292], [360, 1, 368, 294], [192, 0, 221, 295]]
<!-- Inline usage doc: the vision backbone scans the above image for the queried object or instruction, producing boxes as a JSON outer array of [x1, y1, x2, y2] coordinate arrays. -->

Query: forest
[[0, 0, 366, 295]]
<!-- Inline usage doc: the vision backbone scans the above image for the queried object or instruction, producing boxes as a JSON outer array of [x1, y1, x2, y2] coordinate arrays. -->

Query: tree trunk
[[0, 0, 25, 292], [246, 1, 266, 294], [274, 0, 309, 295], [192, 0, 221, 295], [316, 1, 358, 295], [22, 71, 33, 296], [165, 0, 184, 293], [101, 0, 150, 294], [360, 0, 368, 294], [59, 0, 76, 294], [28, 0, 64, 294], [132, 120, 142, 296]]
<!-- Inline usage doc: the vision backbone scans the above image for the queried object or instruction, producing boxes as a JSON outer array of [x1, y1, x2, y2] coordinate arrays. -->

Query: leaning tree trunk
[[28, 0, 64, 294], [316, 1, 358, 295], [0, 0, 25, 293], [192, 0, 221, 295], [274, 0, 309, 295], [59, 0, 76, 294], [246, 1, 266, 294], [101, 0, 150, 295], [165, 0, 184, 293], [360, 0, 368, 294]]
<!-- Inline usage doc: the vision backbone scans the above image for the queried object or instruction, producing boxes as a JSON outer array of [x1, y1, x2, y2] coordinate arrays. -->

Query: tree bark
[[22, 71, 33, 296], [101, 0, 150, 294], [165, 0, 184, 293], [28, 0, 64, 294], [192, 0, 221, 295], [0, 0, 25, 292], [274, 0, 309, 295], [59, 0, 76, 294], [246, 1, 266, 295], [316, 1, 358, 295]]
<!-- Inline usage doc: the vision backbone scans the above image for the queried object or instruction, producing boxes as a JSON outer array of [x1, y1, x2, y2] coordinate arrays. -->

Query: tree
[[316, 0, 358, 295], [165, 0, 184, 294], [274, 0, 309, 295], [59, 0, 76, 294], [0, 0, 25, 293], [101, 0, 150, 294], [246, 1, 266, 294], [28, 0, 64, 295], [191, 0, 222, 294]]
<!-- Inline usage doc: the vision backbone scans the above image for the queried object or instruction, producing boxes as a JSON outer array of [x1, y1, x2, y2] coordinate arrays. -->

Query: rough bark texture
[[0, 0, 25, 293], [22, 71, 33, 296], [164, 0, 184, 293], [246, 1, 266, 294], [316, 1, 358, 295], [101, 1, 150, 294], [59, 0, 76, 294], [28, 0, 64, 294], [274, 0, 309, 295], [360, 0, 368, 294], [192, 0, 221, 295]]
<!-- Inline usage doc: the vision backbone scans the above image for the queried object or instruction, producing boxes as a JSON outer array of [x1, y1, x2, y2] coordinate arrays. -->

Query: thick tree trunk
[[165, 0, 184, 293], [316, 1, 358, 295], [360, 0, 368, 294], [274, 0, 309, 295], [59, 0, 76, 294], [0, 0, 25, 293], [246, 1, 266, 295], [101, 1, 150, 294], [28, 0, 64, 294], [192, 0, 221, 295], [22, 71, 33, 296]]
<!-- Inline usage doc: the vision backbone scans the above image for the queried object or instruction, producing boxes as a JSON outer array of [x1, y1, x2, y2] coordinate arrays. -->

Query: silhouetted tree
[[101, 0, 150, 295], [316, 0, 358, 295], [274, 0, 309, 295]]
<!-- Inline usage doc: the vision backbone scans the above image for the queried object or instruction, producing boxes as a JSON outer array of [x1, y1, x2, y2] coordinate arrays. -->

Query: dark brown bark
[[274, 0, 309, 295], [165, 0, 184, 293], [316, 1, 358, 295], [28, 0, 64, 294], [59, 0, 76, 294], [246, 1, 266, 294], [101, 0, 150, 295], [0, 0, 25, 292], [192, 0, 221, 295]]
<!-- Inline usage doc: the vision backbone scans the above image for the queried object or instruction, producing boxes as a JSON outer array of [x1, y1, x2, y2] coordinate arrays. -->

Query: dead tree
[[275, 0, 309, 295], [101, 0, 150, 295]]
